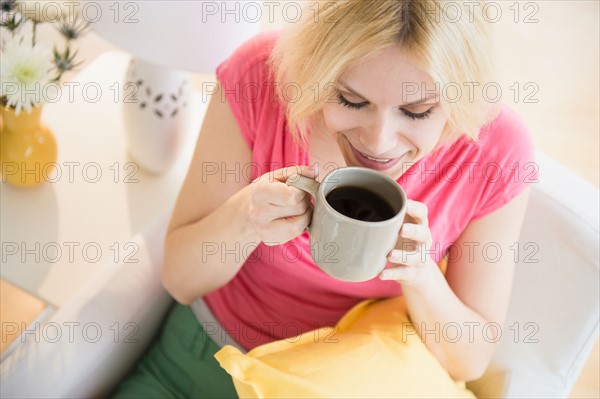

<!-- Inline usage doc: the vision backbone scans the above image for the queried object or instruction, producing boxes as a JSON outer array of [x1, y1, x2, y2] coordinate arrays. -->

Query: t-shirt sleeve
[[215, 31, 277, 150], [470, 105, 539, 221]]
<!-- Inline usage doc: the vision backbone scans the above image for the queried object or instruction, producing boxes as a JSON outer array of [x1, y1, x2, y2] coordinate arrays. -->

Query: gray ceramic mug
[[286, 167, 407, 282]]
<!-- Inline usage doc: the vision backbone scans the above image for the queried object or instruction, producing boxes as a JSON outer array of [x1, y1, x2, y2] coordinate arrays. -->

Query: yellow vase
[[0, 106, 58, 188]]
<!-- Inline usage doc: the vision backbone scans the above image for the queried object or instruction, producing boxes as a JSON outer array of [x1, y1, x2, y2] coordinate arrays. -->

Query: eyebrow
[[337, 81, 437, 107]]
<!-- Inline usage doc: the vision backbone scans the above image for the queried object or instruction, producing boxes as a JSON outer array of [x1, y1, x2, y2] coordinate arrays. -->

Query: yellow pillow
[[214, 296, 476, 399]]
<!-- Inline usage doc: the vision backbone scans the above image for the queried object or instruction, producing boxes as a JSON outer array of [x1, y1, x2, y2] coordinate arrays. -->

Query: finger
[[255, 181, 308, 207], [250, 194, 309, 225], [262, 208, 312, 245], [405, 200, 428, 225], [400, 223, 431, 245], [387, 248, 425, 268], [268, 200, 310, 221], [270, 165, 319, 183], [379, 265, 420, 281]]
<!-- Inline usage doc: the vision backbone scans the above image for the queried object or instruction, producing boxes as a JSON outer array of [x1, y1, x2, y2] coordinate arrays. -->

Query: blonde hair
[[268, 0, 498, 148]]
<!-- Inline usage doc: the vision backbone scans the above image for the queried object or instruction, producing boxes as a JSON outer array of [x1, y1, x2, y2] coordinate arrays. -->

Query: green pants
[[111, 302, 238, 398]]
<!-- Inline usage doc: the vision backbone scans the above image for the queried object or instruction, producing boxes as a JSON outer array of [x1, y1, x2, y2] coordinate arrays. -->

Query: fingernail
[[402, 224, 414, 237]]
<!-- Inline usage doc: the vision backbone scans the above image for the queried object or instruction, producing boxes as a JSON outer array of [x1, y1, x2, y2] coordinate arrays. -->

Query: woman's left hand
[[379, 199, 438, 286]]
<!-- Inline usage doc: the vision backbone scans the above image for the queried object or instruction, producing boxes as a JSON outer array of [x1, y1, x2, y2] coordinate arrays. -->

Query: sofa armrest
[[0, 214, 174, 399], [468, 151, 600, 398]]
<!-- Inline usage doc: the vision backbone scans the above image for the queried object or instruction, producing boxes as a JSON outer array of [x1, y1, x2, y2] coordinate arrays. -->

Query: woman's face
[[321, 45, 449, 181]]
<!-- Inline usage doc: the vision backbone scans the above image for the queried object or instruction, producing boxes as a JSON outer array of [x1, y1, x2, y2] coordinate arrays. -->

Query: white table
[[0, 52, 207, 308]]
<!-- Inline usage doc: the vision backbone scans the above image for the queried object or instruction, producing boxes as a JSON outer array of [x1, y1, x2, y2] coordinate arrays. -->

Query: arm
[[162, 82, 258, 304], [381, 188, 531, 381], [162, 83, 314, 304]]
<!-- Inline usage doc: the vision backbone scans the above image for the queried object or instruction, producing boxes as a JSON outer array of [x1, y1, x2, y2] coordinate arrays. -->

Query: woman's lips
[[348, 144, 405, 171]]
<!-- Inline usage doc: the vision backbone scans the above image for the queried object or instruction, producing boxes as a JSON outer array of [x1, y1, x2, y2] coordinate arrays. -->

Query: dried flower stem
[[31, 20, 37, 47]]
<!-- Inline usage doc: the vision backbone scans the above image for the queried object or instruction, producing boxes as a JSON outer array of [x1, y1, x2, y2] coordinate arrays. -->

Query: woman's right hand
[[248, 165, 318, 245]]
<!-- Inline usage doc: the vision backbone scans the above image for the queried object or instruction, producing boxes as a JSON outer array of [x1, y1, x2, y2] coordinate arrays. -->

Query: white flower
[[16, 0, 79, 23], [1, 36, 53, 115]]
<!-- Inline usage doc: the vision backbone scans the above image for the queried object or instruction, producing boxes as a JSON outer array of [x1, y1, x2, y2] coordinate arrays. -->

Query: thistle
[[57, 15, 88, 41], [52, 45, 82, 81], [0, 10, 22, 32], [0, 0, 16, 13]]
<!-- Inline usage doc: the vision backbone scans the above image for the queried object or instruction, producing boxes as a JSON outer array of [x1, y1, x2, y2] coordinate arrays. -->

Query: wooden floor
[[571, 340, 600, 398], [0, 280, 48, 354]]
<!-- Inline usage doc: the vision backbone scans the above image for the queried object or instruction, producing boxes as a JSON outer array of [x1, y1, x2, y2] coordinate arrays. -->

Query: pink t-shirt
[[203, 30, 538, 350]]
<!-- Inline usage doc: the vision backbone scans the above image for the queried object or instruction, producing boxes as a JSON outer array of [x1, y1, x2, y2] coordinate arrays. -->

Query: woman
[[113, 0, 536, 397]]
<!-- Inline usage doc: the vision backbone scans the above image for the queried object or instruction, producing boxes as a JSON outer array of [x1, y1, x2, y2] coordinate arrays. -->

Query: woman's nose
[[358, 114, 399, 156]]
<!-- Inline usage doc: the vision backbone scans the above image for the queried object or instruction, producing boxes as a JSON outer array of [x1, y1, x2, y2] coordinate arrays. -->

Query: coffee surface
[[325, 186, 396, 222]]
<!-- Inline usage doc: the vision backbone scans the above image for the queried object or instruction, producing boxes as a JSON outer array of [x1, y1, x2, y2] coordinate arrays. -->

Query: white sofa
[[1, 151, 598, 399]]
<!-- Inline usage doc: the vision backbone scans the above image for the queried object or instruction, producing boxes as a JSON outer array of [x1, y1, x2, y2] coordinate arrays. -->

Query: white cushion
[[467, 151, 600, 398], [0, 214, 173, 399]]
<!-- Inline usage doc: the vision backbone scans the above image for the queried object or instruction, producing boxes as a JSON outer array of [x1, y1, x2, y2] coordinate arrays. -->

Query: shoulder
[[439, 103, 536, 169], [459, 103, 537, 220], [214, 30, 285, 151], [471, 103, 536, 165], [216, 29, 282, 82]]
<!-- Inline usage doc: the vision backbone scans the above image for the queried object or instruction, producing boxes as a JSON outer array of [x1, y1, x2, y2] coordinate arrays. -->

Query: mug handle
[[286, 174, 320, 232], [285, 174, 320, 197]]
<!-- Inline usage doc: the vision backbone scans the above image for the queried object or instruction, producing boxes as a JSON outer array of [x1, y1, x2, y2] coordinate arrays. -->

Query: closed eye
[[338, 93, 434, 120], [401, 108, 433, 120], [337, 93, 367, 109]]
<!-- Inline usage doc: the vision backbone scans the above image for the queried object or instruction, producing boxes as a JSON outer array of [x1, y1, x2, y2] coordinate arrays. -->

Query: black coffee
[[325, 186, 396, 222]]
